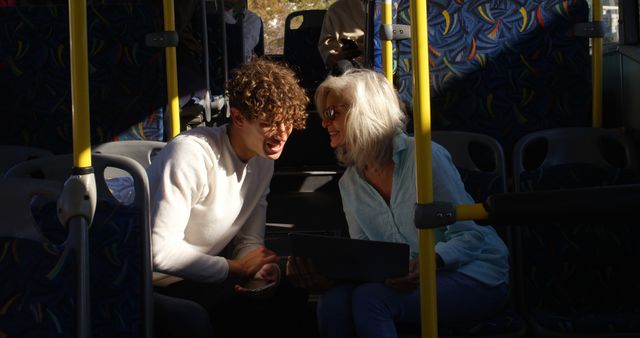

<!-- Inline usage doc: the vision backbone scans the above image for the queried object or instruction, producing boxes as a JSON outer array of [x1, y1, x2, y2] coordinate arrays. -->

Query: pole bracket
[[57, 169, 97, 227], [145, 31, 179, 48], [414, 201, 456, 229], [380, 24, 411, 41], [574, 21, 606, 38]]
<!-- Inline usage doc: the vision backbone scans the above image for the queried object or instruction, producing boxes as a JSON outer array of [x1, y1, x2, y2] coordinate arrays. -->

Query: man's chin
[[264, 151, 283, 160]]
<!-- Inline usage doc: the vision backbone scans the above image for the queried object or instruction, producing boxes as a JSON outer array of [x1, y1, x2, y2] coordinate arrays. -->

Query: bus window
[[603, 3, 620, 43], [249, 0, 337, 55], [586, 0, 620, 45]]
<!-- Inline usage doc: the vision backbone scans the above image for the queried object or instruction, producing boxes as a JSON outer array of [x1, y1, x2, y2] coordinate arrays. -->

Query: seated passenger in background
[[223, 0, 263, 63], [318, 0, 366, 70], [287, 69, 510, 338], [149, 58, 312, 337]]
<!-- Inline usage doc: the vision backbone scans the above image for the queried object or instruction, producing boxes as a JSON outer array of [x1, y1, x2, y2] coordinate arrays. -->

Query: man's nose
[[271, 123, 290, 137]]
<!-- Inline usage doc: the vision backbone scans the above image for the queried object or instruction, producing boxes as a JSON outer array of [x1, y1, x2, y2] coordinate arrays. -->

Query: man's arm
[[231, 180, 270, 259], [149, 139, 231, 283], [318, 9, 341, 67]]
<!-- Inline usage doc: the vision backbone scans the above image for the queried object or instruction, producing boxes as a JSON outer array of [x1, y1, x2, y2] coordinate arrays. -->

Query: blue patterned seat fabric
[[0, 4, 165, 154], [517, 163, 640, 334], [0, 200, 144, 338], [388, 0, 591, 151]]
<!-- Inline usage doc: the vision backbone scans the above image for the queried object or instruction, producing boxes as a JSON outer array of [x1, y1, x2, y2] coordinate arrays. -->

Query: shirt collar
[[392, 131, 409, 165]]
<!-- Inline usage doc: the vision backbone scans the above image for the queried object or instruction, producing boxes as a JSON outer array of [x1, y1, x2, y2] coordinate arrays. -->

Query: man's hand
[[326, 37, 365, 68], [227, 246, 279, 278], [234, 263, 280, 299]]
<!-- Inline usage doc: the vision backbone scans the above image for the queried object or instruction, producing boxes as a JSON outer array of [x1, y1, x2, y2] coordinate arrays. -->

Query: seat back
[[283, 9, 327, 99], [94, 141, 166, 169], [0, 3, 165, 153], [94, 140, 166, 179], [432, 131, 506, 199], [0, 145, 52, 176], [390, 0, 591, 154], [513, 127, 638, 180], [1, 153, 153, 338], [426, 131, 527, 337], [0, 178, 61, 242], [266, 112, 348, 252], [512, 127, 640, 335], [432, 130, 511, 273]]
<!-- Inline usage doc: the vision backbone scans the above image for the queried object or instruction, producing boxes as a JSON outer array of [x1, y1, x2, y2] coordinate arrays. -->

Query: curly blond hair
[[226, 58, 309, 130]]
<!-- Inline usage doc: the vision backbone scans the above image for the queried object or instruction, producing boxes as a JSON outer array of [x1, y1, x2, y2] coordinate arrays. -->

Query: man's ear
[[229, 107, 245, 128]]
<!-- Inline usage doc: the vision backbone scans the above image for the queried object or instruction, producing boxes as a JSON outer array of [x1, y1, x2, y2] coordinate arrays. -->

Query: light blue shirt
[[338, 133, 509, 286]]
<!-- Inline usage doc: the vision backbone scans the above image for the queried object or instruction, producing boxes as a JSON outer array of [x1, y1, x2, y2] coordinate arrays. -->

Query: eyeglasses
[[259, 121, 292, 136], [322, 104, 348, 121]]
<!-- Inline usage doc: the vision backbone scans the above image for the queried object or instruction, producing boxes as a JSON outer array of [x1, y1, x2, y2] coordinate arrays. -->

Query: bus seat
[[1, 153, 153, 338], [512, 127, 640, 337], [432, 131, 512, 251], [0, 145, 52, 176], [94, 140, 166, 204], [433, 131, 507, 201], [0, 4, 165, 153], [397, 131, 527, 338], [283, 9, 327, 101], [0, 178, 75, 337], [266, 111, 348, 248], [389, 0, 591, 155], [275, 112, 337, 170], [0, 178, 61, 242], [94, 140, 166, 178]]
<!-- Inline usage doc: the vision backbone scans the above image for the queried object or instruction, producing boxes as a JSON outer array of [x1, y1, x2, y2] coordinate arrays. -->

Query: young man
[[150, 58, 311, 337]]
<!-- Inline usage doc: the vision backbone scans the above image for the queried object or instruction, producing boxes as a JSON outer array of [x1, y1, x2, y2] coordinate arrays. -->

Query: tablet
[[288, 233, 409, 282]]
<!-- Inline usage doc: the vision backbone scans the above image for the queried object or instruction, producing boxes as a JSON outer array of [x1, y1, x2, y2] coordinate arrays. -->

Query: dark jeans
[[155, 276, 316, 338], [153, 293, 213, 338], [317, 271, 509, 338]]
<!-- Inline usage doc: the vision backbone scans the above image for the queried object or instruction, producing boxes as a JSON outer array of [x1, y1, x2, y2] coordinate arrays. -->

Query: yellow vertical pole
[[409, 0, 438, 337], [68, 3, 95, 338], [68, 0, 91, 168], [163, 0, 180, 138], [382, 0, 394, 82], [592, 0, 602, 128]]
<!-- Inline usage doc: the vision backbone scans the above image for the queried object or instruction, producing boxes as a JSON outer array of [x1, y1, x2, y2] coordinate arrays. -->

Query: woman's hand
[[286, 256, 333, 291], [385, 257, 419, 291], [385, 254, 444, 291], [254, 262, 280, 282]]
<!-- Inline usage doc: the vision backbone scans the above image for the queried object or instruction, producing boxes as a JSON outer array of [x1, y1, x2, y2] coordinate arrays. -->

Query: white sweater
[[148, 125, 273, 285]]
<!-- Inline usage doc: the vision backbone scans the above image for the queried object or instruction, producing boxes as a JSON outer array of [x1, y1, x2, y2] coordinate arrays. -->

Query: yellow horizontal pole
[[455, 203, 489, 221]]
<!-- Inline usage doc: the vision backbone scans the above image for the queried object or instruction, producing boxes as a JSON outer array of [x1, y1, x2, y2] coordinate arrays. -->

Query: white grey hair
[[315, 68, 407, 171]]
